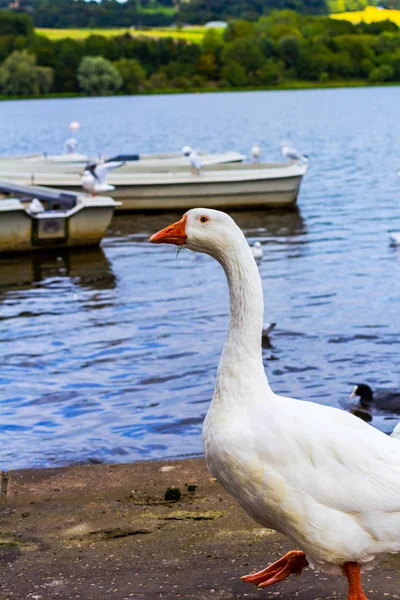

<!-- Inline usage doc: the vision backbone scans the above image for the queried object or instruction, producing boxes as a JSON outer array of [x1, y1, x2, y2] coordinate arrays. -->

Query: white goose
[[150, 208, 400, 600]]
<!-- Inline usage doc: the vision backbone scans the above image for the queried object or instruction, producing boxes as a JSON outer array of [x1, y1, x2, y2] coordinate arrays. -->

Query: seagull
[[251, 143, 261, 162], [182, 145, 192, 157], [251, 241, 263, 260], [81, 161, 124, 195], [27, 198, 45, 215], [65, 137, 78, 154], [388, 231, 400, 245], [281, 141, 309, 164], [189, 149, 202, 175]]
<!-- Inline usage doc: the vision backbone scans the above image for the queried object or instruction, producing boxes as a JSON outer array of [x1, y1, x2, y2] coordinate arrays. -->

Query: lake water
[[1, 88, 400, 470]]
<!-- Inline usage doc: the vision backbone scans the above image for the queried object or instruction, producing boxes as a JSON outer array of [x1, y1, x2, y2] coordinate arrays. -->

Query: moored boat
[[0, 150, 245, 169], [0, 162, 307, 212], [0, 181, 119, 254]]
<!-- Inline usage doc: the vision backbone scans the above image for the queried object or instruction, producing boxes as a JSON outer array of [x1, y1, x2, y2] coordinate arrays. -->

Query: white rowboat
[[0, 162, 307, 212]]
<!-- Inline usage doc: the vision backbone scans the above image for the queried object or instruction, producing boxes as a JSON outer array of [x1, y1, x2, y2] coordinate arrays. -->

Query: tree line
[[2, 0, 400, 28], [1, 9, 400, 98]]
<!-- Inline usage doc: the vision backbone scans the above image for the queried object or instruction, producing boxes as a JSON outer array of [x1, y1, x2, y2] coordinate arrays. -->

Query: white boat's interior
[[0, 151, 246, 169]]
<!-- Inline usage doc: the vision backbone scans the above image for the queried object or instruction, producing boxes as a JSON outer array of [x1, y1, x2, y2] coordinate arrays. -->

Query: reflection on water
[[1, 88, 400, 469], [0, 247, 115, 291]]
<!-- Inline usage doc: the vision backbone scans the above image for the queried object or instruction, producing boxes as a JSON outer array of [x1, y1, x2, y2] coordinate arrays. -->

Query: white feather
[[162, 208, 400, 579]]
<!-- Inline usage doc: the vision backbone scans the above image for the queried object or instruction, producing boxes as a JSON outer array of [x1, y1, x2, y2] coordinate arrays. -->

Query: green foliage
[[114, 57, 146, 93], [0, 9, 33, 36], [222, 38, 266, 74], [2, 7, 400, 98], [222, 61, 248, 86], [77, 55, 123, 95], [0, 49, 53, 95], [368, 64, 395, 81]]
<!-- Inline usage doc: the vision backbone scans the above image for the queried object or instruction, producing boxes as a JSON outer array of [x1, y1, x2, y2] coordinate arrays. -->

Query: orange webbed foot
[[241, 550, 308, 588]]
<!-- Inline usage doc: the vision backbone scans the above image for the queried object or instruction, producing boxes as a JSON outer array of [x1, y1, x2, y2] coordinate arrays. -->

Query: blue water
[[1, 88, 400, 470]]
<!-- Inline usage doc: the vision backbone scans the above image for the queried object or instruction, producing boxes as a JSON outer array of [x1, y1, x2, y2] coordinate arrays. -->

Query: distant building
[[205, 21, 228, 29]]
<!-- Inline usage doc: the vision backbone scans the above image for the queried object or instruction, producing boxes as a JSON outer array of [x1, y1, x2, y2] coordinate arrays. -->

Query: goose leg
[[344, 562, 368, 600], [241, 550, 308, 588]]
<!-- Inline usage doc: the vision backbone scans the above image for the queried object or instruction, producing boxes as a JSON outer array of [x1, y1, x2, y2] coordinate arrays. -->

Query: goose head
[[150, 208, 248, 260]]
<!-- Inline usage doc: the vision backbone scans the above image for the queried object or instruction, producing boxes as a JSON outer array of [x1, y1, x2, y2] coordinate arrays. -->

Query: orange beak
[[150, 215, 187, 246]]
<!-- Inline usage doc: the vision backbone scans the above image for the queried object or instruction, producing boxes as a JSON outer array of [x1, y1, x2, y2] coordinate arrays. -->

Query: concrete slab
[[0, 459, 399, 600]]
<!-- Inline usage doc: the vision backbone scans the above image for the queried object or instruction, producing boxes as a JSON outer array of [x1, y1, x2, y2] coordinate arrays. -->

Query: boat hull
[[0, 163, 307, 213], [107, 174, 303, 211], [0, 194, 117, 255]]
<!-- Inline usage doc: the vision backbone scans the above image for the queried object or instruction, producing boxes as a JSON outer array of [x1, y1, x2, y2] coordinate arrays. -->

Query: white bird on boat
[[27, 198, 45, 215], [182, 145, 192, 157], [388, 231, 400, 245], [151, 208, 400, 600], [251, 241, 263, 260], [81, 161, 124, 195], [251, 143, 261, 162], [281, 141, 309, 164], [65, 137, 78, 154], [189, 149, 202, 175]]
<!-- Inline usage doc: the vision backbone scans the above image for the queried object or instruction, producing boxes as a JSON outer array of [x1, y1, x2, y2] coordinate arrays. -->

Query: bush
[[368, 64, 394, 82], [114, 58, 146, 94], [260, 59, 282, 84], [77, 55, 122, 96], [222, 61, 247, 86]]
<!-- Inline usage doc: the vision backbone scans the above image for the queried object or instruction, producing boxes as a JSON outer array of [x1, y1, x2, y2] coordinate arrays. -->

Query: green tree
[[222, 38, 265, 75], [0, 50, 53, 95], [77, 55, 123, 96], [114, 57, 146, 93], [368, 64, 394, 82], [260, 59, 282, 84], [279, 35, 301, 68], [222, 61, 247, 86]]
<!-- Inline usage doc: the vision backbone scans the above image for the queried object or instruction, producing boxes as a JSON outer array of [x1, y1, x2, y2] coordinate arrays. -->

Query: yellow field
[[331, 5, 400, 25], [36, 27, 208, 43]]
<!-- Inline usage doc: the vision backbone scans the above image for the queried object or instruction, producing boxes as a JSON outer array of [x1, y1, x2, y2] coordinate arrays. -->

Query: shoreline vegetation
[[0, 78, 398, 102], [2, 8, 400, 100]]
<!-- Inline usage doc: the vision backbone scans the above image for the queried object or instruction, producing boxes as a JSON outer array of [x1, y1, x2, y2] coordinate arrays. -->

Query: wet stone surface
[[0, 458, 399, 599]]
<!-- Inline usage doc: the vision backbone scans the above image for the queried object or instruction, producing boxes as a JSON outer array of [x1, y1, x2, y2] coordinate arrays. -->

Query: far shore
[[0, 79, 398, 102], [0, 457, 399, 599]]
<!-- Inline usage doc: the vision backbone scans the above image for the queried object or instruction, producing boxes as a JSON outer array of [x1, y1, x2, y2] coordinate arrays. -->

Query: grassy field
[[36, 26, 209, 42], [330, 5, 400, 25]]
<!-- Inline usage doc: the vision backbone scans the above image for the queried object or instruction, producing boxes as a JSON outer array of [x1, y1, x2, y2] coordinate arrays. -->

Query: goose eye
[[200, 216, 209, 223]]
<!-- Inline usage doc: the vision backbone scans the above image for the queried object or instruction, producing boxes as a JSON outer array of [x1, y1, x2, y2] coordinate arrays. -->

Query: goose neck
[[218, 240, 264, 365]]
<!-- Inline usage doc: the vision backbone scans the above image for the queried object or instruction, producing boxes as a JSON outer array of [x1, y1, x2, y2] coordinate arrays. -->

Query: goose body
[[150, 208, 400, 598], [392, 422, 400, 440]]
